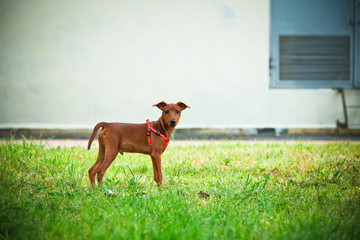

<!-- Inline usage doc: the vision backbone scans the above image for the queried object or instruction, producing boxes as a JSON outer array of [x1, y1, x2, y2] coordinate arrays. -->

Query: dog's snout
[[170, 119, 176, 126]]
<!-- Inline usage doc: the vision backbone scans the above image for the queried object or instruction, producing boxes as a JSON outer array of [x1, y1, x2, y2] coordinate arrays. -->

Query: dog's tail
[[87, 122, 107, 150]]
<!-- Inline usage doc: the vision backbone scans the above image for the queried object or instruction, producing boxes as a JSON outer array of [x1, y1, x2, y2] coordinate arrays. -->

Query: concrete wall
[[1, 0, 359, 129]]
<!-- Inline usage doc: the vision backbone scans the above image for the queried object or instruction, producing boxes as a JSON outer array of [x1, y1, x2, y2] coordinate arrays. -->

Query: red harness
[[146, 119, 170, 150]]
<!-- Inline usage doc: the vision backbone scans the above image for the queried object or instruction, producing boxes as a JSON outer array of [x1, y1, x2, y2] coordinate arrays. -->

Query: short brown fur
[[87, 101, 190, 186]]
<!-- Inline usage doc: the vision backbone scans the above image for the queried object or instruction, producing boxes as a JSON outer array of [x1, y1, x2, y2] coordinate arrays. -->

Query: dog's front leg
[[150, 153, 163, 186]]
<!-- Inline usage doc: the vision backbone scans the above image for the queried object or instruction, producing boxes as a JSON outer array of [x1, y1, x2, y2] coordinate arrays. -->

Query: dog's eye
[[165, 111, 169, 114], [176, 110, 180, 114]]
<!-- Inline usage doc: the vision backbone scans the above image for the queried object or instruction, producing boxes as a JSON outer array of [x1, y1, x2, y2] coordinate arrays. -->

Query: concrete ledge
[[1, 128, 360, 141], [0, 129, 93, 140], [172, 128, 360, 140]]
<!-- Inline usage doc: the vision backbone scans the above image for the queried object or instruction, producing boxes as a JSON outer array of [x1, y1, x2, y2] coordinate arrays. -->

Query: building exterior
[[1, 0, 359, 131]]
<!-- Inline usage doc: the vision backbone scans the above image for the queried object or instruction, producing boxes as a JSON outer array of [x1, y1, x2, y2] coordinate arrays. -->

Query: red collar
[[146, 119, 170, 150]]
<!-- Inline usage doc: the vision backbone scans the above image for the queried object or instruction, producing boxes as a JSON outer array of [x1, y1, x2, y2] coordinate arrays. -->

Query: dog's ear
[[177, 102, 190, 111], [152, 101, 167, 110]]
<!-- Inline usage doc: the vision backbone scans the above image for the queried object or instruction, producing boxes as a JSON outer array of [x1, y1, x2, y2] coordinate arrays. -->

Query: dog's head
[[153, 101, 190, 128]]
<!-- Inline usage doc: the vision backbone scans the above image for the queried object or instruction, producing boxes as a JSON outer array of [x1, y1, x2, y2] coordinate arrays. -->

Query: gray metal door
[[270, 0, 360, 89], [355, 0, 360, 88]]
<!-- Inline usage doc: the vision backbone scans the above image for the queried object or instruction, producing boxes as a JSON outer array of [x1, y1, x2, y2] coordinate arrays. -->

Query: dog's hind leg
[[96, 146, 119, 184], [88, 142, 105, 186]]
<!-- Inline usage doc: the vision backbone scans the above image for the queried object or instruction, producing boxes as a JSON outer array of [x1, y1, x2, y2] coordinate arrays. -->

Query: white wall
[[0, 0, 359, 129]]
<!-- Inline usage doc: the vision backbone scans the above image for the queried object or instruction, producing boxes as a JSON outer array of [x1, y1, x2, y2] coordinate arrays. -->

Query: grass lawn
[[1, 139, 359, 239]]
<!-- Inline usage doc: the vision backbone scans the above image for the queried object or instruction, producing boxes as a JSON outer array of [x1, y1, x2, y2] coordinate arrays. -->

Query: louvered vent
[[279, 36, 350, 81]]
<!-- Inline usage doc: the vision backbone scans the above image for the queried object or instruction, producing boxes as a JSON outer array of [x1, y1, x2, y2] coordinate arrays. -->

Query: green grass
[[1, 139, 360, 239]]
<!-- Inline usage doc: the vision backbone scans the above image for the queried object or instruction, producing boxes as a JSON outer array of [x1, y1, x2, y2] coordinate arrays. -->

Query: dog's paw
[[198, 191, 210, 200]]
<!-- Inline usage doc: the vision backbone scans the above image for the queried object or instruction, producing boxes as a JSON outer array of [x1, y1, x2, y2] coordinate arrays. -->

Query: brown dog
[[87, 101, 190, 186]]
